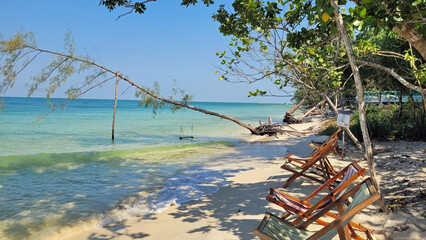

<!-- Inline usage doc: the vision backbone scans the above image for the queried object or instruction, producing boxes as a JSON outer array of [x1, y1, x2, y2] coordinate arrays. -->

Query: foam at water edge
[[98, 166, 243, 227]]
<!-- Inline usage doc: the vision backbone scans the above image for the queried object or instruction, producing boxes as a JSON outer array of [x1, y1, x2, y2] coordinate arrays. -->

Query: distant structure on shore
[[356, 91, 423, 104]]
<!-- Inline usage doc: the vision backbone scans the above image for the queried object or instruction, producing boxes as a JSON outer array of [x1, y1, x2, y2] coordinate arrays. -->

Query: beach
[[1, 98, 425, 240], [0, 97, 293, 239], [61, 118, 426, 240]]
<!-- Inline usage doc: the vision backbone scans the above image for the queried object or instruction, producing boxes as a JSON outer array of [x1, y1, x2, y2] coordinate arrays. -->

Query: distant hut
[[357, 91, 422, 105]]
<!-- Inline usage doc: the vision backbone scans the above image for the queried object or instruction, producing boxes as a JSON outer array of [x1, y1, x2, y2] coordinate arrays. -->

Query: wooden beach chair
[[281, 137, 339, 188], [254, 178, 379, 240], [285, 128, 341, 162], [307, 128, 342, 155], [267, 161, 369, 238]]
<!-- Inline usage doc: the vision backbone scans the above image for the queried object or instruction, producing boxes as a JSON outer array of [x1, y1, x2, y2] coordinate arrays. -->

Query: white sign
[[337, 114, 351, 128]]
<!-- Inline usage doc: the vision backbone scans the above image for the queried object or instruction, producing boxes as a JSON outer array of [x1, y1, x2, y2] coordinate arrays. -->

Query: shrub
[[321, 104, 426, 141]]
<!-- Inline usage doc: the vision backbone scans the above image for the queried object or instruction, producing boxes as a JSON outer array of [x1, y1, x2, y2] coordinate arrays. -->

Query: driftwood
[[255, 123, 285, 136], [283, 112, 301, 124], [283, 97, 306, 124], [255, 122, 312, 137]]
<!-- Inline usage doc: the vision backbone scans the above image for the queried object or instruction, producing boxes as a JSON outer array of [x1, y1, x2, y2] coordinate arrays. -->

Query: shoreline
[[61, 118, 332, 239], [60, 117, 425, 240]]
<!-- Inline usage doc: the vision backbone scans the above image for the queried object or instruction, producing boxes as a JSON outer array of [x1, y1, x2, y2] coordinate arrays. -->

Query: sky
[[0, 0, 294, 103]]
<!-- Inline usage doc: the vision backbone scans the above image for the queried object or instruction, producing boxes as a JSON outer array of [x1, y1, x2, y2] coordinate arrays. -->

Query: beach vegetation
[[321, 103, 426, 141]]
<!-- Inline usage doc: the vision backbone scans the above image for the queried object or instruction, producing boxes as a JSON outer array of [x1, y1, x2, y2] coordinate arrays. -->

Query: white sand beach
[[62, 118, 426, 240]]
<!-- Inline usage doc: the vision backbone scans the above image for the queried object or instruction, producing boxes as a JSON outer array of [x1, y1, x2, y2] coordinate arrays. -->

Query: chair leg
[[282, 173, 298, 188]]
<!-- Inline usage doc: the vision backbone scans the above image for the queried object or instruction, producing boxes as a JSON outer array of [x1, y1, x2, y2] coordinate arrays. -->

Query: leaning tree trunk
[[331, 0, 387, 212], [120, 75, 260, 134], [287, 95, 307, 115], [298, 99, 326, 121], [24, 45, 261, 135]]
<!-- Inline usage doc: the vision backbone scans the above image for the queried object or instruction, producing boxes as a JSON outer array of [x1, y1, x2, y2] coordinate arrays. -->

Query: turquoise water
[[0, 97, 291, 239]]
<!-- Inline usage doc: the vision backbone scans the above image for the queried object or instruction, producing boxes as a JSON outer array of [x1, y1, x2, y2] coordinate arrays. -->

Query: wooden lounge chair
[[267, 161, 369, 239], [281, 137, 339, 188], [286, 128, 341, 162], [254, 178, 379, 240], [307, 128, 342, 155]]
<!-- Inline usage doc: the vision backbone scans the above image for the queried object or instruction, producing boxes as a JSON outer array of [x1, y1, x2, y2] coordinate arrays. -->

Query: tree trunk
[[284, 112, 302, 124], [112, 72, 119, 141], [357, 61, 426, 95], [393, 23, 426, 61], [331, 0, 387, 212], [119, 74, 261, 135], [287, 95, 307, 115], [324, 95, 338, 115], [334, 94, 338, 110], [299, 99, 326, 121], [25, 45, 261, 135]]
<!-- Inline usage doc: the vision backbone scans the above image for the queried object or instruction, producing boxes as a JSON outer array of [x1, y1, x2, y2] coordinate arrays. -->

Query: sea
[[0, 97, 291, 239]]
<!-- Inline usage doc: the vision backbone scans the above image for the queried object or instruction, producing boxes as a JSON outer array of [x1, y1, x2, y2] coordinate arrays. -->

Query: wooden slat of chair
[[281, 137, 339, 188], [306, 128, 342, 153], [268, 162, 369, 239], [255, 178, 379, 240]]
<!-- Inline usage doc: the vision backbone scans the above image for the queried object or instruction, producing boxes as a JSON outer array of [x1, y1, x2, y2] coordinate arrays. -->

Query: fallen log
[[283, 112, 302, 124]]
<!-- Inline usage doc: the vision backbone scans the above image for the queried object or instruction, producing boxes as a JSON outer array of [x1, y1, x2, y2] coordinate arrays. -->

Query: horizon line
[[4, 96, 293, 105]]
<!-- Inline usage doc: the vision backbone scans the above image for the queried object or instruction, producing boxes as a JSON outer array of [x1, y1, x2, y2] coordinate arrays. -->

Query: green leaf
[[325, 7, 334, 15], [349, 7, 354, 16], [362, 0, 372, 3], [358, 21, 365, 30], [360, 8, 367, 18], [413, 0, 422, 6]]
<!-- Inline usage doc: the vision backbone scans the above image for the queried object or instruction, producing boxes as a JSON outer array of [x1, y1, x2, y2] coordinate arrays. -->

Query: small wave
[[98, 166, 243, 227]]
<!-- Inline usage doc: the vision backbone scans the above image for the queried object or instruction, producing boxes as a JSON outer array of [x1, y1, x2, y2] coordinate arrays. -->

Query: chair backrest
[[304, 136, 338, 167], [255, 179, 378, 240], [318, 128, 341, 150], [316, 182, 372, 240], [320, 162, 363, 206], [308, 128, 341, 157], [293, 161, 366, 221], [306, 178, 380, 240]]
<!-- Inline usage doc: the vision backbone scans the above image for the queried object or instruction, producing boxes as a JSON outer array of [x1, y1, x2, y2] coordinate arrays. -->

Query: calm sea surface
[[0, 97, 291, 239]]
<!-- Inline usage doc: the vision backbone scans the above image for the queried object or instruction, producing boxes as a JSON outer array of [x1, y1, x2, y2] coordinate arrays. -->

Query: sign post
[[337, 113, 351, 157]]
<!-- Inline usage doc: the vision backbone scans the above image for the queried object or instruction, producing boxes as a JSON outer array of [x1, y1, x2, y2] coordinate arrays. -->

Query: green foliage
[[0, 31, 98, 105], [350, 104, 426, 141], [319, 119, 339, 136], [135, 81, 193, 115], [0, 32, 36, 96], [171, 80, 193, 112], [100, 0, 214, 14], [248, 89, 267, 97], [349, 0, 426, 36], [135, 81, 165, 115], [321, 103, 426, 141]]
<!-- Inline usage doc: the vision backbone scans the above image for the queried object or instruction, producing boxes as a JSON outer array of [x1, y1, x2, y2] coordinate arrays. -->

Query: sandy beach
[[62, 118, 426, 240]]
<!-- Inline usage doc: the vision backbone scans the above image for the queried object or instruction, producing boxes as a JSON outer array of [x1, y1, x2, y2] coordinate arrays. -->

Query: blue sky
[[1, 0, 293, 103]]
